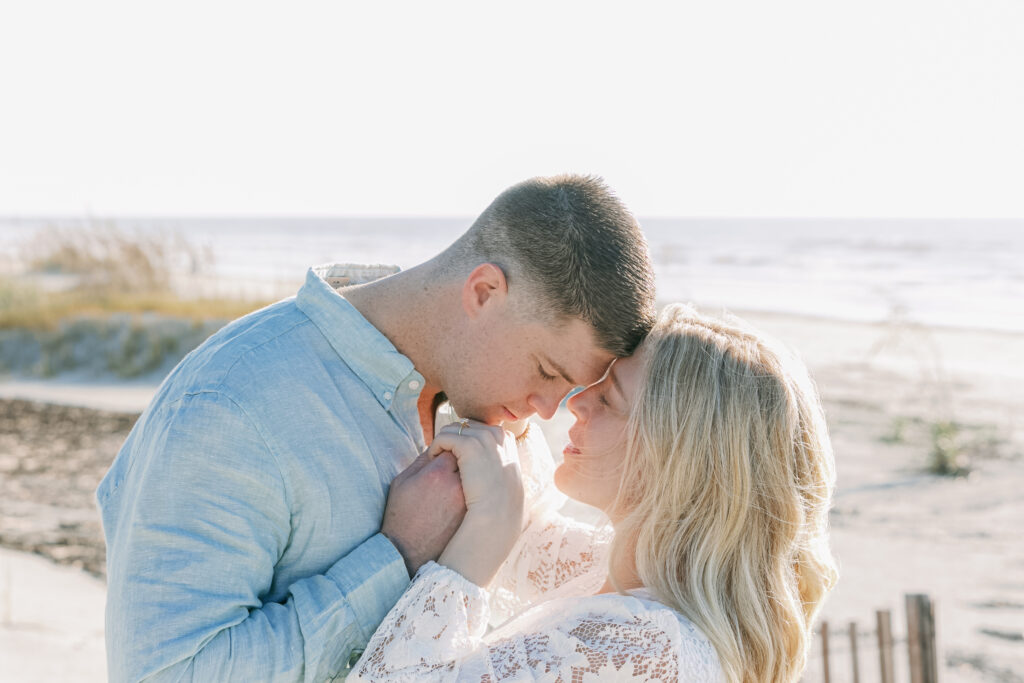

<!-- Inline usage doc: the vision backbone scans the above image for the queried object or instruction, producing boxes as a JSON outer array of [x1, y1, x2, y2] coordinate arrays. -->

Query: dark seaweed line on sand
[[0, 398, 139, 578]]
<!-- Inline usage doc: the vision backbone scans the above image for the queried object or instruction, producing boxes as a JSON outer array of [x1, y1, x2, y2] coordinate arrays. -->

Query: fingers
[[429, 422, 502, 459], [427, 433, 460, 458], [394, 447, 434, 482], [428, 433, 512, 471], [438, 418, 506, 442], [398, 451, 463, 502], [426, 450, 458, 473]]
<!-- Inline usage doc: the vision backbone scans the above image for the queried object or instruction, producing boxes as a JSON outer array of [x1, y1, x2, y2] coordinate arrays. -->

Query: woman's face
[[554, 350, 646, 517]]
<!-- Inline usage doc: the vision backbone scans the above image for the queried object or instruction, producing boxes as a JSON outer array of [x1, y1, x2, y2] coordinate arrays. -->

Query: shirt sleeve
[[100, 390, 409, 682], [352, 562, 719, 682]]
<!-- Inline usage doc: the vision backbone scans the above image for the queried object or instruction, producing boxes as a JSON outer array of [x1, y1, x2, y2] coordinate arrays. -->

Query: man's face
[[443, 313, 614, 426]]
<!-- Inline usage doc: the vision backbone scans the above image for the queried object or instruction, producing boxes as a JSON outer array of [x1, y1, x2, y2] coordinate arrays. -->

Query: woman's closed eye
[[538, 365, 557, 381]]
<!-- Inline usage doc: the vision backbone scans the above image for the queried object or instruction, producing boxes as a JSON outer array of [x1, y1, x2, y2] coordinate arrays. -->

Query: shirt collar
[[295, 265, 421, 412]]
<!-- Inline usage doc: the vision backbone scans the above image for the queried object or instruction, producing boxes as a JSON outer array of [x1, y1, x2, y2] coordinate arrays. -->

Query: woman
[[353, 305, 838, 682]]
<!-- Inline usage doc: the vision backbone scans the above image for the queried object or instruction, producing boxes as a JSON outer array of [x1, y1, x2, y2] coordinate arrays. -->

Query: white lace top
[[352, 562, 721, 681], [351, 426, 723, 681]]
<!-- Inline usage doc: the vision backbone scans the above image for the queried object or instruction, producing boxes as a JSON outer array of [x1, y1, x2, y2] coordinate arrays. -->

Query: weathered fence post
[[849, 621, 861, 683], [821, 620, 832, 683], [906, 594, 938, 683], [876, 609, 895, 683]]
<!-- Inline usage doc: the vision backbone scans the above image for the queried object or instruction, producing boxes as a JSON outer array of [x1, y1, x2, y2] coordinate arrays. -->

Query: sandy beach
[[1, 310, 1022, 681]]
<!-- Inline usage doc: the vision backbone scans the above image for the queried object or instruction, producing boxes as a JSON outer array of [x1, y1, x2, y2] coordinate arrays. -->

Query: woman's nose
[[566, 388, 586, 420]]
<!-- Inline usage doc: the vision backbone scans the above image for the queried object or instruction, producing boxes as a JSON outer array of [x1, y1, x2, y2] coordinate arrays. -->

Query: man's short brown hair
[[452, 174, 656, 357]]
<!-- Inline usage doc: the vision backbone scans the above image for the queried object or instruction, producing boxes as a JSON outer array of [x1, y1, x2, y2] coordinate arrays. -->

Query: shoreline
[[726, 305, 1024, 338]]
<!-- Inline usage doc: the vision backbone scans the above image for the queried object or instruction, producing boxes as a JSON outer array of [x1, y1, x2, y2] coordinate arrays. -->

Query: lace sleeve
[[351, 563, 489, 680], [487, 508, 613, 627], [487, 423, 613, 626], [351, 564, 721, 682]]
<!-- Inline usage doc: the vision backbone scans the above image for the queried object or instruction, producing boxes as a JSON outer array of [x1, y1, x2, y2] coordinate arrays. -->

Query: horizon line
[[2, 213, 1023, 222]]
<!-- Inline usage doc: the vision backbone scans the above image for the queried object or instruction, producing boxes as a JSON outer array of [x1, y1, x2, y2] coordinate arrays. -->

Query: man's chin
[[445, 400, 501, 426], [503, 417, 531, 438], [485, 408, 518, 427]]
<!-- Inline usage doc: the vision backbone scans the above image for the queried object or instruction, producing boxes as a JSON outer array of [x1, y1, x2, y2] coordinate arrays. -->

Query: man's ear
[[461, 263, 508, 318]]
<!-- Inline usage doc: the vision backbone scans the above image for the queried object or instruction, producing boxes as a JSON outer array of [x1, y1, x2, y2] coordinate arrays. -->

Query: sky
[[1, 0, 1022, 218]]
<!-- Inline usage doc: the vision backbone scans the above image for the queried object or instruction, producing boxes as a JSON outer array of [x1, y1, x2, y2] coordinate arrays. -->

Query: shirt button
[[383, 391, 393, 400], [408, 380, 421, 390]]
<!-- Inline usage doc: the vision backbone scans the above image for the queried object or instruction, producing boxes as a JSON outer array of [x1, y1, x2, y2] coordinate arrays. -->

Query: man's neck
[[341, 261, 456, 443]]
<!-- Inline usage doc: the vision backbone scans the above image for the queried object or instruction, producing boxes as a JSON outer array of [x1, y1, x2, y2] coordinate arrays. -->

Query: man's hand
[[430, 420, 525, 587], [381, 448, 466, 578]]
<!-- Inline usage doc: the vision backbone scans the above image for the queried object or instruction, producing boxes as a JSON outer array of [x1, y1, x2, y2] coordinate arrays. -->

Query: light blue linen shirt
[[98, 265, 429, 681]]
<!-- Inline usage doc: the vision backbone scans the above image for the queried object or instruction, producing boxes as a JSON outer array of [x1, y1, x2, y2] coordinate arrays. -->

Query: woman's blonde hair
[[611, 304, 838, 682]]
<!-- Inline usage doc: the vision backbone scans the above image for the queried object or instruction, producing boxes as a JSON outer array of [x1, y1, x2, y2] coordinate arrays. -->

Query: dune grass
[[24, 220, 209, 293], [0, 282, 270, 331], [1, 222, 274, 377], [2, 221, 272, 331]]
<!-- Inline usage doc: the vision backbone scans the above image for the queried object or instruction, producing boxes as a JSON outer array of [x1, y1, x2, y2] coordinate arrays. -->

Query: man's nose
[[527, 392, 560, 420]]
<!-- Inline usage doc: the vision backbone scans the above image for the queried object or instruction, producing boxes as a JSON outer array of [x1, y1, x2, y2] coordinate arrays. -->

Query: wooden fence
[[803, 594, 938, 683]]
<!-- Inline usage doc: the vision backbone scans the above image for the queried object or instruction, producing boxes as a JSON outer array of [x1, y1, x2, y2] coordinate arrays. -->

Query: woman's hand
[[428, 420, 525, 587], [428, 420, 521, 514]]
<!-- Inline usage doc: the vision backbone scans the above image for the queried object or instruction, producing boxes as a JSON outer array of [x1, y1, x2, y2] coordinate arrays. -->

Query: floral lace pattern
[[351, 563, 721, 681], [488, 512, 613, 628]]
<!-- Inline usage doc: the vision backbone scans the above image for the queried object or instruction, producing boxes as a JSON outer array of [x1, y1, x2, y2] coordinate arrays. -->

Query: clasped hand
[[429, 421, 523, 515], [381, 420, 526, 586], [430, 420, 525, 587]]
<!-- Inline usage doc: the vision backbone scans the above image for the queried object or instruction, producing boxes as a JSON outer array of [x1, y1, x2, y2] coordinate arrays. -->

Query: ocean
[[2, 217, 1022, 333]]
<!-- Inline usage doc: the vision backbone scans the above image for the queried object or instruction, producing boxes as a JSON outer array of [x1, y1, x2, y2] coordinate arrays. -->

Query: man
[[98, 174, 656, 681]]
